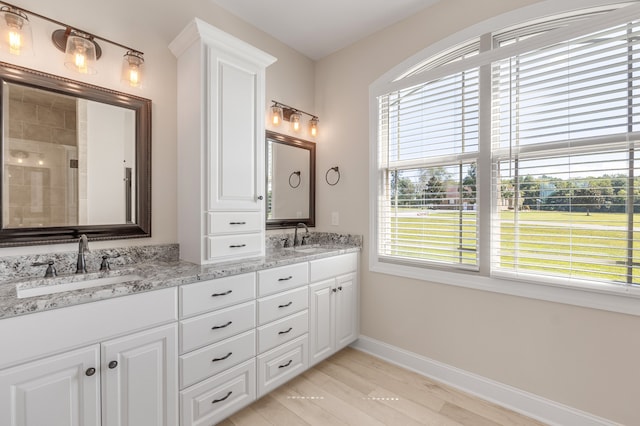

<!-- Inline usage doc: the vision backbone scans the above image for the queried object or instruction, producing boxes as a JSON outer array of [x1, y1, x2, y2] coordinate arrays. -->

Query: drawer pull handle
[[278, 360, 293, 369], [278, 327, 293, 335], [212, 352, 233, 362], [212, 321, 233, 330], [212, 391, 232, 404], [278, 276, 293, 281], [211, 290, 232, 297], [229, 244, 247, 248], [278, 301, 293, 308], [229, 221, 246, 225]]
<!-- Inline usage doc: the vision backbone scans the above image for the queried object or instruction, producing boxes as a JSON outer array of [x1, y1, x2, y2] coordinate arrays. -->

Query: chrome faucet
[[293, 223, 309, 247], [76, 234, 90, 274]]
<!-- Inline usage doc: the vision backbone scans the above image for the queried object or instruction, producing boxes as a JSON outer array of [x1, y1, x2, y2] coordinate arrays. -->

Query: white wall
[[0, 0, 314, 256], [314, 0, 640, 424]]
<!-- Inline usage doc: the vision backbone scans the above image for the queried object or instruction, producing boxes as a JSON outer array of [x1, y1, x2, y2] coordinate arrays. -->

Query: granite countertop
[[0, 244, 360, 321]]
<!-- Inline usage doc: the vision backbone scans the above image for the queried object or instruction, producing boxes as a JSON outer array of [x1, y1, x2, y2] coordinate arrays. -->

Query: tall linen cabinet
[[170, 19, 276, 264]]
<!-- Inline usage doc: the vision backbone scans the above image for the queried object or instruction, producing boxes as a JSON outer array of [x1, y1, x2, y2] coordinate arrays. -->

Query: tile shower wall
[[3, 85, 78, 227]]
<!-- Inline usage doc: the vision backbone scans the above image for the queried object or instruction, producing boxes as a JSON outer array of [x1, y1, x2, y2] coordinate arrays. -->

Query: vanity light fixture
[[0, 5, 32, 55], [271, 105, 283, 126], [0, 1, 145, 87], [270, 100, 319, 137]]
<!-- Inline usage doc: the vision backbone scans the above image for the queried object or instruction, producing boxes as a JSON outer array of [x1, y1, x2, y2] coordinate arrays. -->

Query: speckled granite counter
[[0, 236, 361, 320]]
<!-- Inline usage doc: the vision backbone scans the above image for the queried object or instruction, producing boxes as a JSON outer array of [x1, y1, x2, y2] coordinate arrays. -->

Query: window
[[372, 2, 640, 293]]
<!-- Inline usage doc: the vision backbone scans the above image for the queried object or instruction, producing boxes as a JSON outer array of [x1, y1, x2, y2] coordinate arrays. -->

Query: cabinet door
[[0, 345, 100, 426], [335, 273, 358, 350], [207, 46, 264, 212], [102, 323, 178, 426], [309, 279, 336, 366]]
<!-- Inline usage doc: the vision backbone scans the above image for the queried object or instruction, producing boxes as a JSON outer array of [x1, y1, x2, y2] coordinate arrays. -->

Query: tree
[[462, 162, 477, 205], [425, 175, 445, 204]]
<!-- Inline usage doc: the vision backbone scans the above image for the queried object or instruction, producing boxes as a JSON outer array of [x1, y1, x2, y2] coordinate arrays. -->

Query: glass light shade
[[309, 118, 318, 137], [271, 106, 283, 126], [0, 7, 32, 56], [290, 112, 301, 132], [121, 51, 144, 88], [64, 33, 97, 75]]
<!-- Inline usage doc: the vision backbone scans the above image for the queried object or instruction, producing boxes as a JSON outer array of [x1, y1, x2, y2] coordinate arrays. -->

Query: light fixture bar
[[0, 0, 143, 55], [271, 100, 318, 122]]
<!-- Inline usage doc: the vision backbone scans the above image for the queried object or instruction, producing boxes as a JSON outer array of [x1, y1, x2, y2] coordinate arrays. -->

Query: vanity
[[0, 242, 361, 426], [0, 14, 356, 426]]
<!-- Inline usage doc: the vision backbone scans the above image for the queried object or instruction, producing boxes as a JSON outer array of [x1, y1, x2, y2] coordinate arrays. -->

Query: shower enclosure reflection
[[2, 83, 136, 228]]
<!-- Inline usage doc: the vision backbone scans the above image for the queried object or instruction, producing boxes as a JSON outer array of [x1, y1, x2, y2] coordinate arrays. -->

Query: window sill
[[370, 258, 640, 317]]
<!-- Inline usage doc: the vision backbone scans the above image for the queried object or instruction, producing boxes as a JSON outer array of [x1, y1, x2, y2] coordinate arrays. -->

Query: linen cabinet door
[[101, 323, 178, 426], [0, 345, 100, 426]]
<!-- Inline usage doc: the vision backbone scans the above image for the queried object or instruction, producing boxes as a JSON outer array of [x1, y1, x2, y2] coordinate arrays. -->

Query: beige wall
[[314, 0, 640, 424], [0, 0, 314, 256]]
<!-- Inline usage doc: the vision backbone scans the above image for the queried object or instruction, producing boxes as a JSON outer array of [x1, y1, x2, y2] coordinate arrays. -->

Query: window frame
[[369, 0, 640, 316]]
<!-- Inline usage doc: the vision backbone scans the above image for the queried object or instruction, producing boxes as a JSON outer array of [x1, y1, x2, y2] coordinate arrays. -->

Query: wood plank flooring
[[219, 347, 547, 426]]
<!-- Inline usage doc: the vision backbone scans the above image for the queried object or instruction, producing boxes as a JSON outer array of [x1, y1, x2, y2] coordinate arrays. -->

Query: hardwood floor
[[219, 347, 546, 426]]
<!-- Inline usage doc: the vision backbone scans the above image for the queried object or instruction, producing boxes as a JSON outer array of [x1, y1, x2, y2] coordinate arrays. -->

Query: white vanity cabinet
[[170, 18, 276, 265], [308, 253, 359, 366], [178, 273, 258, 426], [0, 288, 179, 426], [256, 263, 310, 397]]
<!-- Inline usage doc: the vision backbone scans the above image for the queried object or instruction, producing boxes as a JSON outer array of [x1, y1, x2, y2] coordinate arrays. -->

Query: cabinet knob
[[332, 288, 337, 293], [338, 286, 343, 291], [108, 361, 118, 369], [85, 367, 96, 376], [257, 195, 264, 200]]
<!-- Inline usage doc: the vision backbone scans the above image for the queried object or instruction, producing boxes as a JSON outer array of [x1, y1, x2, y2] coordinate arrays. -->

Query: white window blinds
[[378, 65, 480, 270], [491, 20, 640, 285]]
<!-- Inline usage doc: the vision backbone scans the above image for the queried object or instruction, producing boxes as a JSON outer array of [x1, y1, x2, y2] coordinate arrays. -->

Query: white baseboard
[[351, 336, 619, 426]]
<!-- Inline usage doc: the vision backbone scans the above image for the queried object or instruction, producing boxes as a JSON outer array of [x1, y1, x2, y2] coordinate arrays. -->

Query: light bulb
[[0, 7, 32, 56], [309, 118, 319, 137], [271, 106, 283, 126], [290, 112, 301, 132], [121, 51, 144, 88]]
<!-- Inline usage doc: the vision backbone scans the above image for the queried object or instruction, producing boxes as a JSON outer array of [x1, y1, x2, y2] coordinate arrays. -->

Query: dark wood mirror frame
[[266, 131, 315, 229], [0, 61, 151, 247]]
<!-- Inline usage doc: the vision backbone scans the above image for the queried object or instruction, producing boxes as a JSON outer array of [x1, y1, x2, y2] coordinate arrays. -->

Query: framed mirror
[[0, 61, 151, 246], [266, 131, 315, 229]]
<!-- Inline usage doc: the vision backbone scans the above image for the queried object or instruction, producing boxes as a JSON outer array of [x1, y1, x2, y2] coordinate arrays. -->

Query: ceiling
[[208, 0, 440, 60]]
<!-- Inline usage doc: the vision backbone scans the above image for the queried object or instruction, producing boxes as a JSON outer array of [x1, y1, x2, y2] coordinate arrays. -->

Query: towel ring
[[288, 171, 301, 188], [325, 166, 340, 186]]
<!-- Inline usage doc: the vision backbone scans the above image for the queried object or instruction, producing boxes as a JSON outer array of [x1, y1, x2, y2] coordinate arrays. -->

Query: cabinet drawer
[[309, 252, 358, 282], [257, 262, 308, 297], [257, 334, 308, 397], [257, 310, 308, 353], [180, 301, 255, 353], [257, 286, 308, 326], [207, 233, 263, 261], [207, 211, 262, 234], [180, 330, 255, 389], [180, 273, 255, 318], [180, 358, 256, 426]]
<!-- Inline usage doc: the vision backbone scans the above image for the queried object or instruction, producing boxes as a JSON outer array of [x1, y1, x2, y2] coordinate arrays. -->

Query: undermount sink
[[16, 273, 144, 299]]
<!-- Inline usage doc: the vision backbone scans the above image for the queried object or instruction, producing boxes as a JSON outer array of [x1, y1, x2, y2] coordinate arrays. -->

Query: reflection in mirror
[[266, 131, 315, 229], [3, 83, 136, 228], [0, 61, 151, 246]]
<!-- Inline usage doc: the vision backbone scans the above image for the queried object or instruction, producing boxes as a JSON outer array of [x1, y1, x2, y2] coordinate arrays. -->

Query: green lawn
[[388, 209, 639, 284]]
